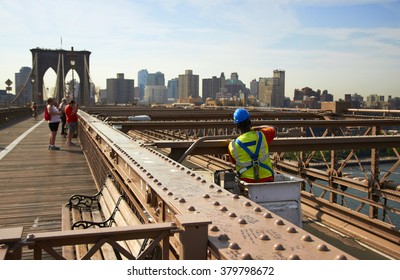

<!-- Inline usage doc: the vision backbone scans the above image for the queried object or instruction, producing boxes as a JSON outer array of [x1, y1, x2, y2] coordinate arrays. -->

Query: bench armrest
[[66, 186, 104, 210]]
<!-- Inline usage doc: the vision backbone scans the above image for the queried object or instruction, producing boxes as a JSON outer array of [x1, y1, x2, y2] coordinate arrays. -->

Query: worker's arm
[[227, 142, 236, 164]]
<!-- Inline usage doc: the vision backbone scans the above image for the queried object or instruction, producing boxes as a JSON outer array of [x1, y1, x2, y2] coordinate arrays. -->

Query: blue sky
[[0, 0, 399, 100]]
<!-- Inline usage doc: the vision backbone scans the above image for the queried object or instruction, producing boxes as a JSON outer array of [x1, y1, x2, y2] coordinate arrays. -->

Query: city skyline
[[0, 0, 399, 100]]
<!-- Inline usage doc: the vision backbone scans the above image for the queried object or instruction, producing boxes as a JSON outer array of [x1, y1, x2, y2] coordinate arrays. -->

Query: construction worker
[[228, 108, 276, 183]]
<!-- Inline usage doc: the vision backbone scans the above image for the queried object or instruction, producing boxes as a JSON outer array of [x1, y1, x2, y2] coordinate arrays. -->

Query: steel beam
[[110, 118, 400, 132], [148, 135, 400, 155], [78, 111, 354, 260]]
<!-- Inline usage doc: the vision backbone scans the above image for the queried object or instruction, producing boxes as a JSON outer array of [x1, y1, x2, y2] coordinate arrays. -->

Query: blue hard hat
[[233, 108, 250, 124]]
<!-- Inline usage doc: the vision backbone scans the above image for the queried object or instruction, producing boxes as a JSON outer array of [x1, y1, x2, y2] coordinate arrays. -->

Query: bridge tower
[[30, 47, 92, 106]]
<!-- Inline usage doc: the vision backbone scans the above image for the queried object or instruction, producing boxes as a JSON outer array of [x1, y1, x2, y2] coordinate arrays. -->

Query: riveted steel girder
[[79, 111, 355, 260]]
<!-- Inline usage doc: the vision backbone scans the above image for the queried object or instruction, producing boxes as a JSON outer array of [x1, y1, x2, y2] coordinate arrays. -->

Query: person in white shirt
[[46, 98, 62, 150]]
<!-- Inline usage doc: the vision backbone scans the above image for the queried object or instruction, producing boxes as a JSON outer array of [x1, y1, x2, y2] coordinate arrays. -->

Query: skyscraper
[[273, 70, 285, 107], [258, 70, 285, 107], [250, 79, 259, 98], [106, 73, 135, 104], [143, 71, 167, 104], [178, 70, 199, 103], [167, 78, 179, 102], [147, 71, 165, 86], [202, 76, 221, 100], [138, 69, 148, 101], [144, 86, 167, 104]]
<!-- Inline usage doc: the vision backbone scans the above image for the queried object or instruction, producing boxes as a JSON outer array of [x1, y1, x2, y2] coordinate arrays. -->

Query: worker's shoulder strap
[[235, 131, 263, 160]]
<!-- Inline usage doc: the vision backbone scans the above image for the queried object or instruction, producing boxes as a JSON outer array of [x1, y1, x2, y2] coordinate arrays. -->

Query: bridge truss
[[81, 106, 400, 259]]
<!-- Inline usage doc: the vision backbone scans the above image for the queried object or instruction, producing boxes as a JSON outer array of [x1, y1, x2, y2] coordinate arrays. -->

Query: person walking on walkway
[[46, 98, 61, 150], [228, 108, 276, 183], [65, 100, 79, 146], [58, 98, 67, 137], [31, 102, 37, 120]]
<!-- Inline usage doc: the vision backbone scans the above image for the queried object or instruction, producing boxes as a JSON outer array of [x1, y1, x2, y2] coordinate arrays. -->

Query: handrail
[[1, 223, 177, 260], [177, 135, 232, 163]]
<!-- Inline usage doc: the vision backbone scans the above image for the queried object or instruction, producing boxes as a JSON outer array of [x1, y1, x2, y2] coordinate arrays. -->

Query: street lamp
[[30, 75, 35, 103], [70, 47, 76, 101]]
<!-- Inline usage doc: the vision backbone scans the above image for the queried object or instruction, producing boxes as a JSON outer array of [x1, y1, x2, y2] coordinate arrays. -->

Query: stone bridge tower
[[30, 47, 92, 106]]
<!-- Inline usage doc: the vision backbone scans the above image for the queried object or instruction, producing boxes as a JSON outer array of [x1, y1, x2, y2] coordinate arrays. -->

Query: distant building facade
[[0, 89, 14, 106], [143, 71, 167, 104], [259, 70, 285, 107], [98, 89, 107, 104], [388, 96, 400, 109], [321, 101, 350, 114], [144, 85, 167, 104], [365, 94, 386, 108], [249, 79, 259, 98], [106, 73, 135, 104], [167, 78, 179, 103], [178, 70, 199, 103], [292, 86, 333, 109], [202, 75, 221, 100], [224, 72, 246, 96], [344, 93, 363, 108], [138, 69, 148, 101], [147, 71, 165, 86], [320, 90, 334, 102]]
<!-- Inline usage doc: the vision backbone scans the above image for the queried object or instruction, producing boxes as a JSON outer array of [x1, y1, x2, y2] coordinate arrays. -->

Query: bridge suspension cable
[[84, 54, 97, 102], [11, 54, 36, 104]]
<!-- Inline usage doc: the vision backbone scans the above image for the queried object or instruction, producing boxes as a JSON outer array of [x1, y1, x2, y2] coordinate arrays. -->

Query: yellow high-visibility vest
[[229, 130, 274, 181]]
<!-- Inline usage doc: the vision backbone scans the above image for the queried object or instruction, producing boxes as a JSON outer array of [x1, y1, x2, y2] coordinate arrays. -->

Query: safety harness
[[231, 131, 274, 182]]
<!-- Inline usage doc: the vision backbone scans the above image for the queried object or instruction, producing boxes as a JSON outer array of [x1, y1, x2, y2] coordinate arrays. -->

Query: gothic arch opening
[[43, 68, 57, 101], [65, 69, 81, 101]]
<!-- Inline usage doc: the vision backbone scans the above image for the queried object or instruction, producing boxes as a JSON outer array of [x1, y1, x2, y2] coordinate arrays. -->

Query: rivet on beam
[[263, 212, 273, 219], [259, 234, 270, 241], [317, 244, 329, 251], [228, 242, 240, 250], [273, 243, 285, 251], [288, 254, 300, 260], [210, 225, 219, 232], [301, 234, 313, 242], [287, 227, 297, 233], [240, 253, 252, 260]]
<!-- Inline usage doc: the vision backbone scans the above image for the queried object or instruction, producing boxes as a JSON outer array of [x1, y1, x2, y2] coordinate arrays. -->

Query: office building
[[144, 85, 167, 104], [106, 73, 135, 104], [178, 70, 199, 103], [138, 69, 148, 101], [259, 70, 285, 107], [250, 79, 259, 98], [202, 75, 221, 100], [167, 78, 179, 102], [147, 71, 165, 86]]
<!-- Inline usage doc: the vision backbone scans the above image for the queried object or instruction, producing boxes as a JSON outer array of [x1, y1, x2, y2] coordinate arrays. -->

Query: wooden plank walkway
[[0, 116, 97, 258]]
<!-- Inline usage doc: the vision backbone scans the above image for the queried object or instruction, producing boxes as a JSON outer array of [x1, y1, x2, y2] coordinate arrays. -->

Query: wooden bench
[[61, 177, 149, 260]]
